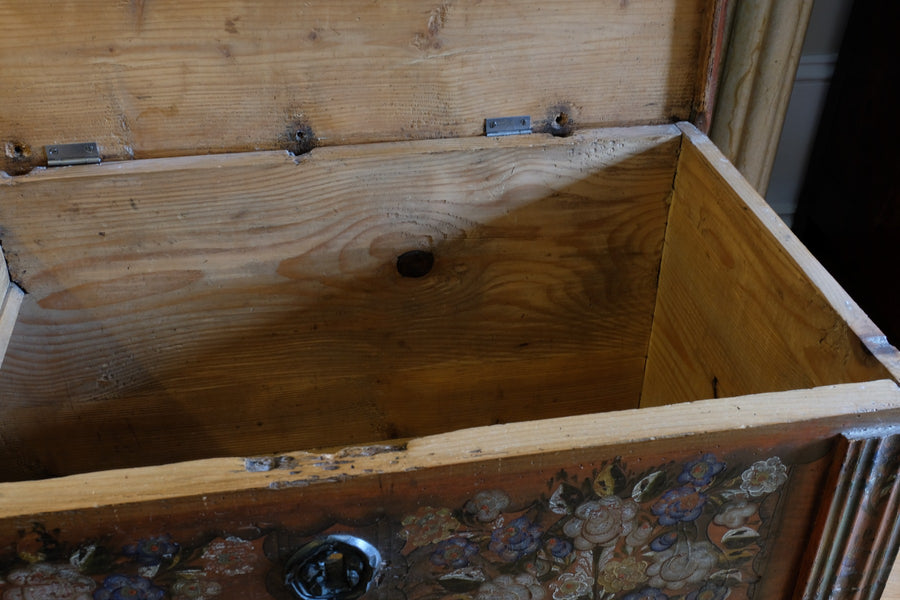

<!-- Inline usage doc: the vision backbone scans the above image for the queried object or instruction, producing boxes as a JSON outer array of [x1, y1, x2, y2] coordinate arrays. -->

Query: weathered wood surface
[[0, 125, 679, 481], [640, 123, 900, 407], [709, 0, 814, 194], [0, 0, 720, 175], [0, 381, 898, 599]]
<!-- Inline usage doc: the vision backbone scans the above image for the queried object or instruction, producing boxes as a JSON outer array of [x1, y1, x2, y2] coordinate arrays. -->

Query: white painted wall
[[765, 0, 854, 226]]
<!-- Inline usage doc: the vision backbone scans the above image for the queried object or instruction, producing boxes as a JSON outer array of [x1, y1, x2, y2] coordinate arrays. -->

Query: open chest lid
[[0, 0, 725, 175]]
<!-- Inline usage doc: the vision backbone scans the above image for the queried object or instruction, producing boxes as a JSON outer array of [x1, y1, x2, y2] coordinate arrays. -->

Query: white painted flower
[[562, 496, 638, 550], [475, 573, 546, 600], [465, 490, 511, 522], [549, 572, 592, 600], [2, 563, 96, 600], [740, 457, 788, 497], [646, 540, 719, 591], [713, 498, 758, 529]]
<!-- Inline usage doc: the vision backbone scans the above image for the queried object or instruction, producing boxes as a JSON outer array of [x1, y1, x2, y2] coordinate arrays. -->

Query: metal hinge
[[485, 116, 531, 137], [45, 142, 101, 167]]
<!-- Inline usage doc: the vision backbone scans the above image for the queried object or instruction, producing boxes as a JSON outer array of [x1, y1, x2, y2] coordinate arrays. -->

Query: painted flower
[[200, 537, 258, 577], [549, 572, 592, 600], [740, 457, 788, 497], [652, 486, 707, 526], [123, 535, 180, 566], [649, 532, 678, 552], [685, 582, 731, 600], [431, 537, 480, 569], [678, 455, 726, 487], [2, 563, 96, 600], [465, 490, 510, 522], [544, 537, 573, 559], [625, 521, 654, 549], [713, 498, 758, 529], [489, 516, 543, 562], [171, 571, 222, 600], [475, 574, 546, 600], [401, 507, 460, 547], [622, 587, 669, 600], [596, 556, 649, 593], [93, 575, 165, 600], [646, 541, 719, 591], [562, 496, 638, 550]]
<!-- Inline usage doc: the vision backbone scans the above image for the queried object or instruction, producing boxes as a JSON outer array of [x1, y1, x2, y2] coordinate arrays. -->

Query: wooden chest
[[1, 2, 899, 598]]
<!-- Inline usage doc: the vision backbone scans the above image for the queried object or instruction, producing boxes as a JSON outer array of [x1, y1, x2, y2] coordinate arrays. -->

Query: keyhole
[[285, 535, 381, 600]]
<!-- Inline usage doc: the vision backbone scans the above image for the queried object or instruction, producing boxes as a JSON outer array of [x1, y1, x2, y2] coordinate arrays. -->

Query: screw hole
[[396, 250, 435, 278], [12, 145, 24, 157], [548, 110, 573, 137]]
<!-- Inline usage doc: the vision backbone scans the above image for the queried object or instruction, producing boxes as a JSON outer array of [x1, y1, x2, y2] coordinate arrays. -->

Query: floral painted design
[[549, 571, 592, 600], [740, 457, 788, 497], [123, 536, 180, 567], [645, 540, 718, 591], [476, 573, 546, 600], [432, 538, 480, 568], [2, 563, 96, 600], [490, 517, 543, 562], [200, 537, 257, 577], [401, 507, 461, 547], [562, 497, 638, 550], [170, 572, 222, 600], [652, 486, 708, 526], [597, 556, 649, 594], [0, 452, 790, 600], [622, 587, 669, 600], [678, 455, 727, 487], [466, 490, 511, 523], [686, 582, 731, 600], [394, 452, 790, 599], [94, 574, 165, 600]]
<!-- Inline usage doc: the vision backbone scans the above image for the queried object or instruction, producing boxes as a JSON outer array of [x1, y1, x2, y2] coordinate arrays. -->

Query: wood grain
[[0, 381, 897, 600], [0, 125, 680, 480], [640, 124, 900, 407], [709, 0, 814, 194], [0, 0, 719, 175], [0, 246, 23, 371]]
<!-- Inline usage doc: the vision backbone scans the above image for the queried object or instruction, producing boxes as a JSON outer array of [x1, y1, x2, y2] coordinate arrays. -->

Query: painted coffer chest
[[1, 1, 899, 599]]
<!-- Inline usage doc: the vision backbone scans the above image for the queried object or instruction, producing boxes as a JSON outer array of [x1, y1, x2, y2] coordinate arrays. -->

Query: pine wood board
[[0, 0, 719, 175], [0, 379, 897, 518], [0, 125, 679, 480], [640, 123, 900, 407]]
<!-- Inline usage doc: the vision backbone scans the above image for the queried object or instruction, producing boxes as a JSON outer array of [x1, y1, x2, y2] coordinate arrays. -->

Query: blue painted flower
[[430, 537, 479, 568], [489, 516, 543, 562], [652, 486, 708, 526], [93, 574, 165, 600], [649, 531, 678, 552], [678, 454, 726, 487], [544, 536, 573, 559], [123, 535, 180, 565], [622, 586, 669, 600], [686, 582, 730, 600]]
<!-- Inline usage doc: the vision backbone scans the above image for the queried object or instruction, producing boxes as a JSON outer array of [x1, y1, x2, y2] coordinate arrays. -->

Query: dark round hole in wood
[[548, 111, 573, 137], [12, 145, 24, 157], [396, 250, 434, 278]]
